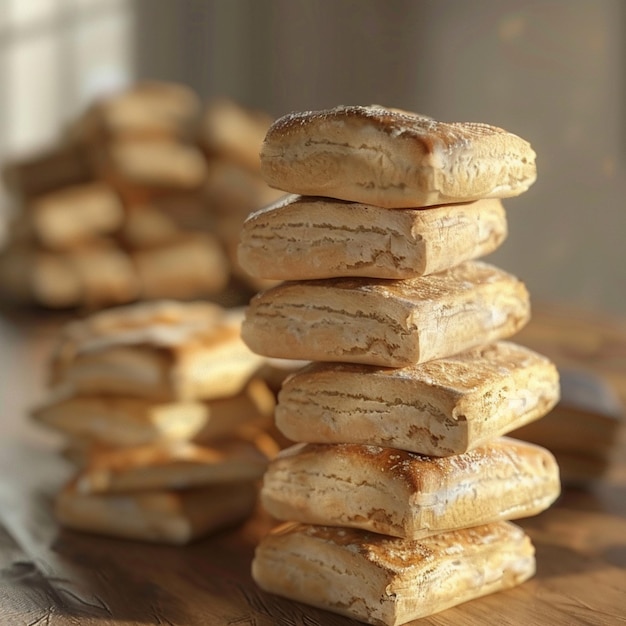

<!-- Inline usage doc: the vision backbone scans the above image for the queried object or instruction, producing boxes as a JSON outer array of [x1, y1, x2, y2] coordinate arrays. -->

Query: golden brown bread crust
[[56, 481, 258, 544], [252, 521, 535, 625], [101, 138, 208, 191], [0, 241, 139, 310], [50, 299, 228, 362], [72, 81, 200, 141], [260, 105, 536, 208], [201, 98, 273, 172], [191, 377, 276, 443], [260, 437, 560, 538], [32, 394, 208, 447], [49, 302, 266, 401], [0, 244, 83, 308], [241, 261, 530, 367], [65, 245, 140, 308], [33, 377, 276, 451], [132, 233, 230, 300], [75, 439, 271, 494], [205, 160, 285, 216], [238, 194, 508, 280], [29, 182, 125, 250], [51, 345, 175, 400], [275, 341, 560, 455], [119, 204, 182, 249], [2, 142, 94, 199]]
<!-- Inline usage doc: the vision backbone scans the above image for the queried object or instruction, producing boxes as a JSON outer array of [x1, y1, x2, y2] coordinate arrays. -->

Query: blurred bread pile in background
[[0, 81, 283, 310], [32, 299, 284, 544]]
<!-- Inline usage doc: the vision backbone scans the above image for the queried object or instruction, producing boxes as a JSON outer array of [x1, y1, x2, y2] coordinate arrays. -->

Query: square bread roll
[[132, 233, 230, 300], [32, 394, 209, 447], [98, 138, 208, 192], [238, 195, 508, 280], [49, 302, 266, 401], [2, 141, 93, 199], [65, 244, 140, 308], [29, 182, 124, 251], [72, 81, 200, 141], [50, 299, 229, 361], [56, 481, 257, 544], [191, 377, 276, 444], [200, 97, 273, 172], [119, 204, 183, 249], [32, 378, 275, 449], [0, 243, 139, 309], [276, 341, 560, 456], [252, 521, 535, 625], [50, 344, 176, 401], [74, 439, 272, 495], [260, 105, 536, 208], [242, 261, 530, 367], [260, 438, 560, 538], [0, 244, 82, 308]]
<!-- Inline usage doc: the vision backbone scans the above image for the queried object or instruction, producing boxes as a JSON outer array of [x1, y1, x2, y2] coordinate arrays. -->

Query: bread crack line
[[255, 303, 412, 333], [284, 392, 447, 419]]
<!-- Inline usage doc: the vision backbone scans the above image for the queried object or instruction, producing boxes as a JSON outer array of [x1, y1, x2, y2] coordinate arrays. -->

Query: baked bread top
[[56, 480, 258, 545], [238, 194, 508, 280], [260, 105, 536, 208], [48, 301, 266, 401], [275, 341, 560, 455], [241, 261, 530, 367], [74, 439, 271, 494], [252, 520, 535, 625], [260, 437, 560, 538]]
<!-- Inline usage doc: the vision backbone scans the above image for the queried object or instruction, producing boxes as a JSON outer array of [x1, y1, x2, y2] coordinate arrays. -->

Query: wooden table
[[1, 303, 625, 625]]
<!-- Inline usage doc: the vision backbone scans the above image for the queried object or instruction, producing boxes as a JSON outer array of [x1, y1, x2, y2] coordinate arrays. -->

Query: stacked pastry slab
[[33, 300, 278, 544], [238, 105, 561, 625]]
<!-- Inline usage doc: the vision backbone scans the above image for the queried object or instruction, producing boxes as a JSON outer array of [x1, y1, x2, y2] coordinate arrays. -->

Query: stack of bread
[[33, 299, 279, 544], [0, 84, 281, 310], [238, 105, 561, 625]]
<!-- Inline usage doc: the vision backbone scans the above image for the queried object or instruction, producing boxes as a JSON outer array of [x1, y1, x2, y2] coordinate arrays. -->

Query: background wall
[[413, 1, 626, 316], [134, 0, 625, 316], [0, 0, 133, 238], [2, 1, 624, 316]]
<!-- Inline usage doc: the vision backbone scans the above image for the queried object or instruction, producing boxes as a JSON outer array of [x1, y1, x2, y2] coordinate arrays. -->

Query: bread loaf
[[242, 261, 530, 367], [50, 303, 266, 401], [75, 439, 271, 494], [239, 194, 507, 280], [252, 521, 535, 625], [56, 481, 258, 544], [276, 341, 559, 455], [260, 105, 536, 208], [260, 438, 560, 538]]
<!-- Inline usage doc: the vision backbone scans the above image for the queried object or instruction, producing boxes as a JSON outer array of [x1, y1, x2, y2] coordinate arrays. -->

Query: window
[[0, 0, 134, 235]]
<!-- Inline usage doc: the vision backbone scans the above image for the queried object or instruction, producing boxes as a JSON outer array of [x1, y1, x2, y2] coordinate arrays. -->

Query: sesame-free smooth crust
[[260, 437, 560, 538], [252, 521, 535, 625], [241, 260, 530, 367], [275, 341, 560, 455], [238, 194, 508, 280], [260, 105, 536, 208], [56, 481, 258, 544]]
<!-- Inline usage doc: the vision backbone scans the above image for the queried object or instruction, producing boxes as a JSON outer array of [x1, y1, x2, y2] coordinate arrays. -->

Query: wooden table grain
[[1, 303, 625, 626]]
